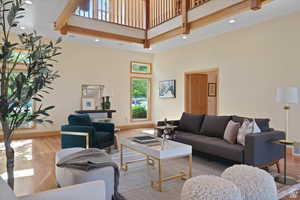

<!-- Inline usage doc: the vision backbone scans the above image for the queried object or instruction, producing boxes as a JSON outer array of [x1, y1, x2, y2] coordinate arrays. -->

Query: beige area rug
[[111, 149, 300, 200]]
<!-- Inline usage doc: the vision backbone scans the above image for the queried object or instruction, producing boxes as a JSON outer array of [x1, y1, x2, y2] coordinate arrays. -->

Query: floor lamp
[[275, 87, 298, 185]]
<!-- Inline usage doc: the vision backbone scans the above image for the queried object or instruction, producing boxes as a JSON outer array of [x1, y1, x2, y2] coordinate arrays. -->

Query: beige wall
[[153, 11, 300, 141], [5, 41, 153, 135]]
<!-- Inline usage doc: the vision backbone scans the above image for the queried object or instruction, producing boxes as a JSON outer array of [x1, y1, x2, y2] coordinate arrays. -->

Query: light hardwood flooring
[[0, 128, 299, 199]]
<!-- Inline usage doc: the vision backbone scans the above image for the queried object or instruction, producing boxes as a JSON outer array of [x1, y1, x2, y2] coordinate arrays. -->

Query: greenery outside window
[[130, 77, 151, 121]]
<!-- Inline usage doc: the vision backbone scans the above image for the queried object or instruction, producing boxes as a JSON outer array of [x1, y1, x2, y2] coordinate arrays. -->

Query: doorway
[[184, 69, 218, 115]]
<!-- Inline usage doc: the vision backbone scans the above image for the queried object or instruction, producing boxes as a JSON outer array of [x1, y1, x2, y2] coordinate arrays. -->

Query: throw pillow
[[237, 119, 261, 146], [177, 112, 205, 134], [224, 120, 241, 144], [200, 115, 232, 138], [232, 116, 270, 132]]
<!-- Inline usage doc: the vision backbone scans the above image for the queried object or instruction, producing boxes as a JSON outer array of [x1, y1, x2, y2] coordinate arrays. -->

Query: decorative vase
[[101, 97, 106, 110], [104, 96, 111, 110]]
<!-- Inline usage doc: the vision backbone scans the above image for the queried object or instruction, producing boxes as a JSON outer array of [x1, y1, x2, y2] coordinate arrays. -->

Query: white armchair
[[0, 177, 105, 200]]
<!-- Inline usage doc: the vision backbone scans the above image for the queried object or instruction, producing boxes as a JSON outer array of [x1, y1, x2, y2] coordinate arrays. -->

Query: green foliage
[[0, 0, 61, 132], [132, 79, 148, 97], [132, 105, 147, 119]]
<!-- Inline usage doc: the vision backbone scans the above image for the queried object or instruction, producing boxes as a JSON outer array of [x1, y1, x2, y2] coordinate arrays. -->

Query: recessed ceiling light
[[229, 19, 236, 24], [95, 38, 100, 42], [24, 0, 32, 5], [182, 35, 188, 40], [20, 26, 26, 30]]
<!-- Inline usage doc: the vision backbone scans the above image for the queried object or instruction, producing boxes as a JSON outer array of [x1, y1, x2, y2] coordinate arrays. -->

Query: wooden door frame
[[184, 68, 219, 114]]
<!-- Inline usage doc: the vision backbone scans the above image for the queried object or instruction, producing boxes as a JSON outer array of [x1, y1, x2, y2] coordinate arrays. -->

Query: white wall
[[153, 11, 300, 141], [6, 40, 153, 135]]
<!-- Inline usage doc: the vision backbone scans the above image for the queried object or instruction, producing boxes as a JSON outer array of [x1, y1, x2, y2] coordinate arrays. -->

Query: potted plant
[[0, 0, 61, 189]]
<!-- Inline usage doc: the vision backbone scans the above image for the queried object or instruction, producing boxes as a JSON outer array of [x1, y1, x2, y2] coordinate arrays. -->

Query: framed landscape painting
[[131, 61, 152, 74], [159, 80, 176, 98]]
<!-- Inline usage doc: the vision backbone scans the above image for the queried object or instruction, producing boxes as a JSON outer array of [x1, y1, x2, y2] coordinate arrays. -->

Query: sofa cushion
[[177, 112, 205, 134], [232, 116, 270, 132], [200, 115, 232, 138], [175, 131, 244, 163], [68, 114, 92, 126]]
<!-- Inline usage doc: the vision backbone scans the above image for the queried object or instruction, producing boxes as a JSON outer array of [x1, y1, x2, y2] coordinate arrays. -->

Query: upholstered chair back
[[68, 114, 92, 126]]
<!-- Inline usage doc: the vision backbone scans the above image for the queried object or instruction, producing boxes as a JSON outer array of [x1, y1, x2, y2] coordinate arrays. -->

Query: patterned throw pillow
[[237, 119, 261, 146], [224, 120, 241, 144]]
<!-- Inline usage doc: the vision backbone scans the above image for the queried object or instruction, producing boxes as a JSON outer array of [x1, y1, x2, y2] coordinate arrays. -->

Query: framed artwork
[[130, 61, 152, 74], [81, 98, 96, 110], [159, 80, 176, 98], [208, 83, 217, 97]]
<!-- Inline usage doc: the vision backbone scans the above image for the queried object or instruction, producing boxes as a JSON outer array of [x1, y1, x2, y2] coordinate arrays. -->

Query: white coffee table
[[120, 136, 192, 192]]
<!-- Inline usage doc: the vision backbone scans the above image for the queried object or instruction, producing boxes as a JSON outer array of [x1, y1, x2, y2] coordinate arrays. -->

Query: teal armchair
[[61, 114, 115, 149]]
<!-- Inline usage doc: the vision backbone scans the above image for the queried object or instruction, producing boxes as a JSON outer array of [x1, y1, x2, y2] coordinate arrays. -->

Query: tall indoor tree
[[0, 0, 61, 189]]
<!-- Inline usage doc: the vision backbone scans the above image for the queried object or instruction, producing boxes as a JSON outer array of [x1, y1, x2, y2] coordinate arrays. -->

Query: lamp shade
[[276, 87, 299, 104]]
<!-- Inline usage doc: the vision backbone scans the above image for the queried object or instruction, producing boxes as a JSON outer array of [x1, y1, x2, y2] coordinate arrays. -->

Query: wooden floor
[[0, 128, 300, 199]]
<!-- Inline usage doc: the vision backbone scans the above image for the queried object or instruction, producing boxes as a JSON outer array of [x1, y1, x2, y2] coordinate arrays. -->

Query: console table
[[75, 110, 116, 118]]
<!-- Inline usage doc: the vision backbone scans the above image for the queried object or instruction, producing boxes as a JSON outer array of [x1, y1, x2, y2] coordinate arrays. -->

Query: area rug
[[111, 148, 300, 200]]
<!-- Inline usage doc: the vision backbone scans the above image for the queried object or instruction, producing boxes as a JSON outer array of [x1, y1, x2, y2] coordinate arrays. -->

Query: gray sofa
[[158, 113, 285, 167]]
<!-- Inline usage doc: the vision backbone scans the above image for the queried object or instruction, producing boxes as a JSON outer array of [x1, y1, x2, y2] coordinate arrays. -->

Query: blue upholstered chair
[[61, 114, 115, 149]]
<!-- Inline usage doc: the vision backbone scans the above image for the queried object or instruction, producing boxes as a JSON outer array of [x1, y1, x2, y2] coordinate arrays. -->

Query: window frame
[[130, 61, 152, 75], [130, 76, 152, 122]]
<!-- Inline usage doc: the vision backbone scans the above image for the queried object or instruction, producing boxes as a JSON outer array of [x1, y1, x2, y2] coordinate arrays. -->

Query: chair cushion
[[68, 114, 92, 126], [0, 178, 17, 200], [93, 131, 114, 145], [175, 131, 244, 163], [200, 115, 232, 138], [232, 116, 270, 132], [177, 112, 205, 134]]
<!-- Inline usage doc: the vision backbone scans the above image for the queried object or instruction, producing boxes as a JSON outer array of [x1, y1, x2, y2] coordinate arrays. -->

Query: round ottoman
[[221, 165, 277, 200], [181, 175, 242, 200], [56, 148, 115, 200]]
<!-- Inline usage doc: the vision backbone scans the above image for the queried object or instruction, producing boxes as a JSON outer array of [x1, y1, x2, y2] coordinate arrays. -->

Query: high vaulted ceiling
[[17, 0, 300, 53]]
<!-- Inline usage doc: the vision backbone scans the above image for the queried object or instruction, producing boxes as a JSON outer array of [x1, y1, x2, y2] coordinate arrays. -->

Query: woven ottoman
[[222, 165, 277, 200], [56, 148, 114, 200], [181, 175, 242, 200]]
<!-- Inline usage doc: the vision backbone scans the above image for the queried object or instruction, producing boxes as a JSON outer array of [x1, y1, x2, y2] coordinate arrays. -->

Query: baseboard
[[0, 130, 60, 141], [117, 123, 155, 131]]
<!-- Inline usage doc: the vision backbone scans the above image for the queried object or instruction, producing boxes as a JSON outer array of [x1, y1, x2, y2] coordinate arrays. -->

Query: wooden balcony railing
[[74, 0, 211, 30]]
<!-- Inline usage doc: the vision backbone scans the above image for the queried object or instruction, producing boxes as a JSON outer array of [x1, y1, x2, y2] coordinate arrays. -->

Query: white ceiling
[[16, 0, 300, 54]]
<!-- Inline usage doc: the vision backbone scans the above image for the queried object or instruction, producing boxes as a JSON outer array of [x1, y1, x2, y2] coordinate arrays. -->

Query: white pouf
[[221, 165, 277, 200], [181, 175, 242, 200], [56, 148, 114, 200]]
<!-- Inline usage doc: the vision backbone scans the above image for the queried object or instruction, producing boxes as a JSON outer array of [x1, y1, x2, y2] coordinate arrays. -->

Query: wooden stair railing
[[74, 0, 211, 30]]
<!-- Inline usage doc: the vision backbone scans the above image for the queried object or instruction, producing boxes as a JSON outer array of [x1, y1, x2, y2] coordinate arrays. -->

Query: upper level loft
[[54, 0, 269, 48]]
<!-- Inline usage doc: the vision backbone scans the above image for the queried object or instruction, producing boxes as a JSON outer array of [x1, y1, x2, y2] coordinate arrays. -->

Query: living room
[[1, 0, 300, 200]]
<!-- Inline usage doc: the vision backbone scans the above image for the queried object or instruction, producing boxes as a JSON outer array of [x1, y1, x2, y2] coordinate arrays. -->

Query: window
[[130, 77, 151, 121]]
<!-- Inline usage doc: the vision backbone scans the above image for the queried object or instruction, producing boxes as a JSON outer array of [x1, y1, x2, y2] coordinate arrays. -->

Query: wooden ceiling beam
[[66, 25, 145, 44], [54, 0, 86, 31], [149, 0, 271, 45], [251, 0, 262, 10], [182, 0, 190, 35]]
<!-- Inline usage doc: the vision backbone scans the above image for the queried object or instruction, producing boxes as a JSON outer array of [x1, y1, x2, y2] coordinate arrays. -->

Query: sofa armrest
[[61, 125, 95, 135], [92, 122, 115, 133], [244, 131, 285, 166], [19, 181, 105, 200]]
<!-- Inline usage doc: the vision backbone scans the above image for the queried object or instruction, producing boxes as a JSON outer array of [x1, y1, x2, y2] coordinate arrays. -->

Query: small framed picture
[[208, 83, 217, 97], [130, 61, 152, 74], [159, 80, 176, 98], [81, 98, 96, 110]]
